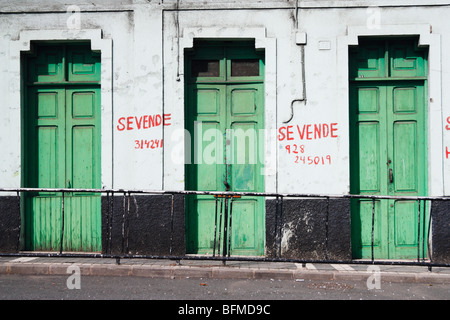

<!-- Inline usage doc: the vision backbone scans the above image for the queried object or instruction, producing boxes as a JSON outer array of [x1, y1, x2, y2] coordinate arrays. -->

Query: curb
[[1, 262, 450, 284]]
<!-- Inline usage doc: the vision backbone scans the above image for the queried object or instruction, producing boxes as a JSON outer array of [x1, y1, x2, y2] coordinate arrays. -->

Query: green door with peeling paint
[[185, 41, 265, 256], [23, 43, 101, 252], [349, 38, 428, 259]]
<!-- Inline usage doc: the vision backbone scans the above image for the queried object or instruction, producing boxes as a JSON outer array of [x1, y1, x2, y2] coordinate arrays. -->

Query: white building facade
[[0, 0, 449, 262]]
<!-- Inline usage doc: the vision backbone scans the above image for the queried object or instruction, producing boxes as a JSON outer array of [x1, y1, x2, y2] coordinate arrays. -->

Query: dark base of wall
[[0, 195, 449, 263], [0, 196, 20, 253], [101, 194, 185, 256], [265, 198, 351, 261], [431, 200, 450, 263]]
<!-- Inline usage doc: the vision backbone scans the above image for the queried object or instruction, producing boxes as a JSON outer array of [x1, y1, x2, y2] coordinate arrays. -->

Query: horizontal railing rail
[[0, 187, 449, 270]]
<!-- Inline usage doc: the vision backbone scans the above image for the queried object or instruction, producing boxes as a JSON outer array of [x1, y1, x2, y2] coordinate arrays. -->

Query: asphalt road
[[0, 274, 448, 301]]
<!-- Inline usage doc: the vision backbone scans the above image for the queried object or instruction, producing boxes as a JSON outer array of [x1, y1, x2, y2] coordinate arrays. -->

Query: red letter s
[[117, 117, 126, 131]]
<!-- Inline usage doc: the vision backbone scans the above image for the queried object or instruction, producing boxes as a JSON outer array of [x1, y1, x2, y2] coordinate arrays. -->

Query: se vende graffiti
[[277, 123, 338, 141], [116, 113, 172, 131]]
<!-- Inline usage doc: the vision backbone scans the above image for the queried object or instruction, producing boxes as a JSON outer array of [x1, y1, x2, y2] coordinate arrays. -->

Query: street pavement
[[1, 255, 450, 284]]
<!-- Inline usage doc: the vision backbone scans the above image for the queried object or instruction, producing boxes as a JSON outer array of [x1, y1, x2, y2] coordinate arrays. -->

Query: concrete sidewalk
[[1, 255, 450, 284]]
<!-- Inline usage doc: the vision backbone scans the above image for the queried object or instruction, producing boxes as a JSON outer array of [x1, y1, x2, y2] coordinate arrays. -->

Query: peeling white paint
[[0, 1, 448, 198]]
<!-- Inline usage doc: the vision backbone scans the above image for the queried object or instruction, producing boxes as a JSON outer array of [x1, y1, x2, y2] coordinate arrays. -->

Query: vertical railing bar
[[228, 196, 233, 258], [223, 195, 229, 259], [109, 190, 114, 254], [213, 196, 218, 257], [169, 193, 175, 255], [125, 191, 131, 254], [422, 200, 426, 262], [325, 196, 329, 260], [371, 198, 375, 263], [121, 191, 126, 254], [427, 200, 433, 269], [106, 191, 110, 255], [60, 191, 65, 255], [417, 199, 421, 262], [16, 191, 21, 252], [217, 196, 223, 256], [275, 195, 279, 258], [278, 196, 283, 258]]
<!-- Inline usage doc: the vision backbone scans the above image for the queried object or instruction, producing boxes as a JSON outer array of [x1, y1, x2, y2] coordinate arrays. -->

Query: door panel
[[186, 84, 264, 256], [67, 46, 101, 82], [349, 40, 385, 79], [350, 45, 427, 259], [231, 199, 258, 252], [27, 45, 64, 83], [393, 200, 418, 247], [357, 122, 382, 193], [185, 42, 265, 256], [24, 44, 101, 252], [389, 41, 426, 78], [63, 196, 101, 252], [352, 199, 389, 258], [189, 199, 217, 253], [351, 82, 426, 259], [226, 84, 264, 255], [66, 88, 101, 191], [393, 121, 418, 192], [29, 196, 62, 251], [186, 85, 226, 255], [194, 88, 221, 115]]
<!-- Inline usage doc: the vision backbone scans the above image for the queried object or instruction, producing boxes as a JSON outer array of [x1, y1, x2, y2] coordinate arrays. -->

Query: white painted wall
[[0, 1, 449, 196]]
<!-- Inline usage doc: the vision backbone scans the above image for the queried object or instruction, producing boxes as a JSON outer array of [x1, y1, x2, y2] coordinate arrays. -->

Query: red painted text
[[117, 113, 172, 131]]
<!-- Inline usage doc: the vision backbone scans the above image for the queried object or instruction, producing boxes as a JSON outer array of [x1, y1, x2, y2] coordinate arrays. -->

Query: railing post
[[108, 190, 114, 254], [417, 200, 421, 262], [278, 196, 283, 258], [228, 195, 234, 258], [106, 191, 110, 254], [371, 198, 375, 263], [16, 191, 21, 252], [222, 195, 229, 260], [275, 195, 279, 258], [169, 194, 175, 256], [121, 191, 126, 254], [217, 196, 223, 256], [126, 191, 131, 254], [427, 200, 433, 271], [325, 196, 329, 260], [422, 200, 427, 262], [213, 196, 219, 257], [60, 191, 65, 254]]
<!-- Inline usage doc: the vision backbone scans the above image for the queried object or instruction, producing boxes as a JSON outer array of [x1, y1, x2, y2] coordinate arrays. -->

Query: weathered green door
[[349, 38, 428, 259], [23, 44, 101, 252], [185, 41, 265, 256]]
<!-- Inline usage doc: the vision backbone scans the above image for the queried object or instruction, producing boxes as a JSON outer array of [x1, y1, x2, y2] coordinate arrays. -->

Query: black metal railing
[[0, 187, 449, 270]]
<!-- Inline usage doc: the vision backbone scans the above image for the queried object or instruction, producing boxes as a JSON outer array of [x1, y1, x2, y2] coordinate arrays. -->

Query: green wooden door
[[185, 41, 265, 256], [23, 44, 101, 252], [349, 39, 428, 259]]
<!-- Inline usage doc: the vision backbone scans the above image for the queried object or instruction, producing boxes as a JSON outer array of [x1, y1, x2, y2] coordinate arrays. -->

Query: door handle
[[223, 180, 231, 191], [389, 169, 393, 184]]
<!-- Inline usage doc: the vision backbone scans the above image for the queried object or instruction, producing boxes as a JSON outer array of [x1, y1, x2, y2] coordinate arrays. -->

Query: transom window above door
[[185, 40, 264, 83]]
